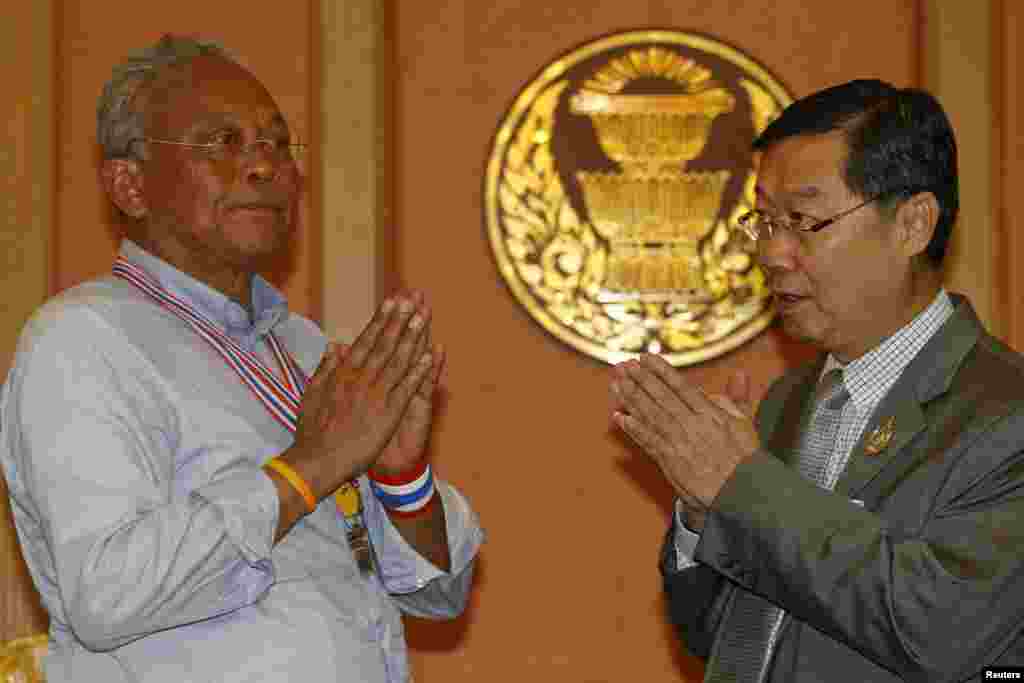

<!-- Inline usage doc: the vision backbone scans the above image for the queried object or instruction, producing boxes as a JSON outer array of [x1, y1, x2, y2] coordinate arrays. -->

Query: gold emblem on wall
[[484, 30, 792, 365]]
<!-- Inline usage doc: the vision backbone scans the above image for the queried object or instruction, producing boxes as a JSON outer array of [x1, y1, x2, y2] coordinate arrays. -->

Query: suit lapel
[[834, 382, 926, 497], [757, 296, 985, 667], [836, 295, 983, 498]]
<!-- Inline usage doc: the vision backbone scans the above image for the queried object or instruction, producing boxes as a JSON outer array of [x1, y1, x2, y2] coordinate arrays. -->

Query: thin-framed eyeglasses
[[130, 135, 308, 163], [736, 194, 884, 242]]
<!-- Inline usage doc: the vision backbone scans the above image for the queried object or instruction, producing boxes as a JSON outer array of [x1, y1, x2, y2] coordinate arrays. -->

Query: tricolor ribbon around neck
[[113, 257, 370, 552], [112, 258, 306, 434]]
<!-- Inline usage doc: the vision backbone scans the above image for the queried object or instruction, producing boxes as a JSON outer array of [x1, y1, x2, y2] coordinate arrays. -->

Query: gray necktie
[[703, 369, 849, 683]]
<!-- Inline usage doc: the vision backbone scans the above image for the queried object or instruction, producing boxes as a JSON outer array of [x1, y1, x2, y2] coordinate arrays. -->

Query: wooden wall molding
[[1, 0, 55, 642], [994, 1, 1024, 349], [319, 0, 390, 343], [922, 0, 996, 332]]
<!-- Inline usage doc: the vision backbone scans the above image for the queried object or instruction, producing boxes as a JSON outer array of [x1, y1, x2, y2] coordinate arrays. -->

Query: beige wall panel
[[320, 0, 392, 343], [923, 1, 995, 332], [0, 0, 55, 644], [994, 1, 1024, 349], [388, 2, 918, 681]]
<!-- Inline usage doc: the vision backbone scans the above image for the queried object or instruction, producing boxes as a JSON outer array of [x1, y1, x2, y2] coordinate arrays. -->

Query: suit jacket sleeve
[[660, 520, 732, 660], [694, 366, 1024, 683], [659, 371, 795, 660]]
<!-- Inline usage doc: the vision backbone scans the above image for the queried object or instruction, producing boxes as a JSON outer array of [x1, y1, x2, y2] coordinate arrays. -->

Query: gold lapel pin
[[864, 416, 896, 456]]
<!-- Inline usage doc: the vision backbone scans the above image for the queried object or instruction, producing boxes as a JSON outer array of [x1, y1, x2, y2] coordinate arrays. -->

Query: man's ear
[[895, 191, 940, 260], [101, 158, 147, 219]]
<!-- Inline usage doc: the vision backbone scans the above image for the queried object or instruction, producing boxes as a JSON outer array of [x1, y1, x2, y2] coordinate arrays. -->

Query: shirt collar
[[822, 289, 955, 410], [118, 240, 288, 348]]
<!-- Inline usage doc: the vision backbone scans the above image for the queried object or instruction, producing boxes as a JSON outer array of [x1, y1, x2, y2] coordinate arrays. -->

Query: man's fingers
[[709, 393, 746, 420], [363, 297, 423, 378], [375, 302, 431, 390], [408, 315, 432, 375], [388, 315, 430, 394], [612, 370, 677, 442], [388, 350, 435, 411], [614, 360, 704, 423], [306, 343, 342, 397], [725, 370, 754, 417], [429, 345, 445, 384], [614, 411, 673, 464], [345, 298, 398, 368], [416, 344, 445, 399], [637, 354, 727, 421], [298, 344, 340, 432], [309, 343, 338, 383]]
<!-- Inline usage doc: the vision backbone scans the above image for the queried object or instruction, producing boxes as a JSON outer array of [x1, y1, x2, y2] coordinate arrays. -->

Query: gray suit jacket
[[662, 295, 1024, 682]]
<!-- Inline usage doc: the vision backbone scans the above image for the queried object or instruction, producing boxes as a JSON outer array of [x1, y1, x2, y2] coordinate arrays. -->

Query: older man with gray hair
[[1, 35, 483, 683]]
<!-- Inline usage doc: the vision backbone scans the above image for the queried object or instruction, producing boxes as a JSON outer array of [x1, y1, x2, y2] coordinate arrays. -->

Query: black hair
[[753, 79, 958, 266]]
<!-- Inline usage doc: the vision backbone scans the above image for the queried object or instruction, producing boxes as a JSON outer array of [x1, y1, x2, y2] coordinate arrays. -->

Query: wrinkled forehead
[[141, 54, 285, 136]]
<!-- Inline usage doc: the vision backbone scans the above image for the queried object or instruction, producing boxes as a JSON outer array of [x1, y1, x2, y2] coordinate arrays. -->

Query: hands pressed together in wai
[[610, 354, 761, 532]]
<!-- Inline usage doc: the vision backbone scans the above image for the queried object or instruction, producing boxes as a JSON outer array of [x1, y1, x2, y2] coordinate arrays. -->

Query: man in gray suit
[[611, 79, 1024, 682]]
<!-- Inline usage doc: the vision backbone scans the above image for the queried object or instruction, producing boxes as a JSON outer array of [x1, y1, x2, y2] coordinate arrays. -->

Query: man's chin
[[243, 241, 291, 271], [223, 221, 294, 267], [779, 312, 823, 347], [222, 238, 291, 275]]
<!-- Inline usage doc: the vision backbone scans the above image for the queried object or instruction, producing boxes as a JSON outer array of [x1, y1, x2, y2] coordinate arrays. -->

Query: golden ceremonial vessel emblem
[[484, 30, 793, 365]]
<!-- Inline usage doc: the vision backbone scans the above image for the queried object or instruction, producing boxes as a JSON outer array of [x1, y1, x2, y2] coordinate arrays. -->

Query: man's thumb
[[725, 370, 753, 415], [310, 342, 340, 385]]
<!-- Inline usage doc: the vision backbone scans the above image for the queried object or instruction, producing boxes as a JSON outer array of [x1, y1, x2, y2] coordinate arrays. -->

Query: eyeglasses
[[736, 194, 883, 241], [131, 134, 307, 164]]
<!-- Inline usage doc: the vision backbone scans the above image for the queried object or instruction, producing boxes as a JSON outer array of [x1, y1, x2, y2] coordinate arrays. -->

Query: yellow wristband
[[264, 458, 317, 514]]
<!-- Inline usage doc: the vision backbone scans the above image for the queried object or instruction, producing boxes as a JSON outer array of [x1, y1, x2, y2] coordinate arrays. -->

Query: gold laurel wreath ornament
[[485, 31, 792, 365]]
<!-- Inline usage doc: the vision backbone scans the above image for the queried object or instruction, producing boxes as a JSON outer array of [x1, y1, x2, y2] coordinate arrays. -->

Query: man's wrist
[[369, 457, 427, 479], [368, 460, 436, 517], [276, 444, 339, 502], [264, 458, 317, 513], [265, 463, 313, 542]]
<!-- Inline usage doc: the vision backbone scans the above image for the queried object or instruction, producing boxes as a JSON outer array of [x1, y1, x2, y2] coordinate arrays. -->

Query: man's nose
[[242, 146, 294, 186], [756, 230, 799, 273]]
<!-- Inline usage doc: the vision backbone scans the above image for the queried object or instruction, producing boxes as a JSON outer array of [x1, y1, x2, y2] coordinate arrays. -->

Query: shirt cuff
[[362, 476, 483, 594], [673, 499, 702, 570]]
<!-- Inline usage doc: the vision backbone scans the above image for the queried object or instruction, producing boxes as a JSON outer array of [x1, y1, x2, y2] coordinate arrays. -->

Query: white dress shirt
[[1, 240, 484, 682]]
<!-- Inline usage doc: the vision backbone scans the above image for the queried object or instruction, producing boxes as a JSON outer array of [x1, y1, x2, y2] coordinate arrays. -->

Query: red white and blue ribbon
[[114, 257, 385, 571], [113, 258, 305, 434], [113, 257, 432, 529]]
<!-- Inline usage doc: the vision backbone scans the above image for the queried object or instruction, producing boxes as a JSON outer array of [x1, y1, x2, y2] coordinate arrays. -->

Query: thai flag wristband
[[368, 461, 436, 517]]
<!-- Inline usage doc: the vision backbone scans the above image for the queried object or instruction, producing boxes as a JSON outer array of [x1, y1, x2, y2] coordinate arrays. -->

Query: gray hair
[[97, 34, 233, 161]]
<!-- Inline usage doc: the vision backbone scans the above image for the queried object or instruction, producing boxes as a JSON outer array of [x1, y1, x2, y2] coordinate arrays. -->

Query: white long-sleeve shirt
[[1, 239, 484, 682]]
